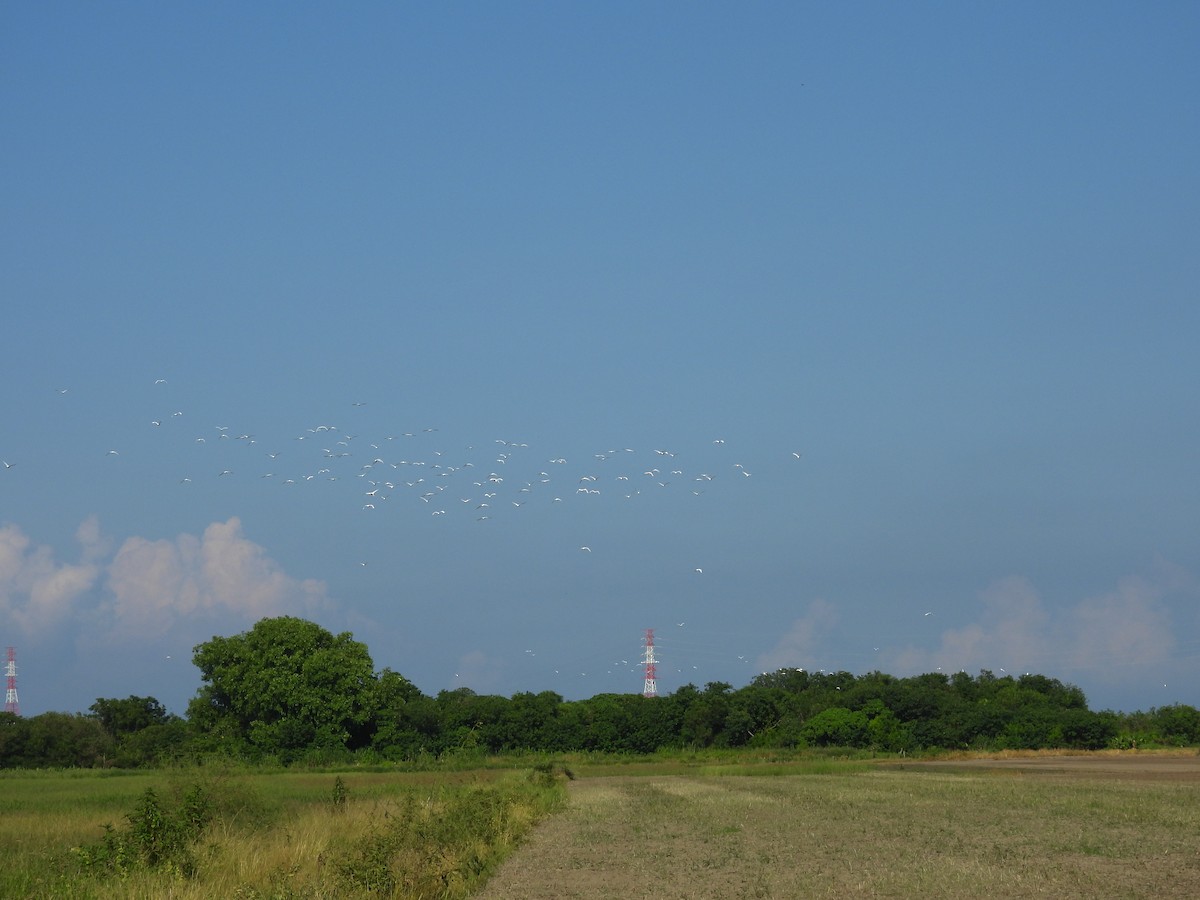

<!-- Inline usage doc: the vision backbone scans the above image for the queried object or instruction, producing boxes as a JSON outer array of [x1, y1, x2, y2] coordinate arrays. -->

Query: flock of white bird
[[101, 383, 808, 547], [8, 380, 809, 689]]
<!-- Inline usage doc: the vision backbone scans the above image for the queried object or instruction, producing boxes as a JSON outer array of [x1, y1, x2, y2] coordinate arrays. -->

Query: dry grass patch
[[476, 764, 1200, 899]]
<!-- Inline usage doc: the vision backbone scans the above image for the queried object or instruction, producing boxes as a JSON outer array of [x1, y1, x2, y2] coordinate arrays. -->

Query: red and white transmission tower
[[4, 647, 18, 716], [642, 628, 658, 698]]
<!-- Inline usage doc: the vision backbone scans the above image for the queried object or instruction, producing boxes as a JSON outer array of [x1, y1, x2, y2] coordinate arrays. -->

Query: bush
[[73, 784, 212, 879], [333, 772, 566, 897]]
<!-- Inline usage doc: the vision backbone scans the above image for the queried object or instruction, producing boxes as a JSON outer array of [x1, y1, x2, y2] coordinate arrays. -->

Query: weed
[[330, 775, 349, 813], [332, 774, 565, 898], [72, 783, 212, 879]]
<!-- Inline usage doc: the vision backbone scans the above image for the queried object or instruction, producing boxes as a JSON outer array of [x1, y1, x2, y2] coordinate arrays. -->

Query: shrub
[[73, 783, 212, 879], [333, 771, 566, 897]]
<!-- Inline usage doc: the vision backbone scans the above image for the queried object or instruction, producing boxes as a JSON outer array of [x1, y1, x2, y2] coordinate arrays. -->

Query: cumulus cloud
[[886, 565, 1191, 698], [0, 523, 100, 636], [76, 515, 112, 563], [756, 598, 839, 672], [1066, 574, 1176, 675], [897, 575, 1053, 676], [0, 516, 329, 647], [105, 517, 328, 639]]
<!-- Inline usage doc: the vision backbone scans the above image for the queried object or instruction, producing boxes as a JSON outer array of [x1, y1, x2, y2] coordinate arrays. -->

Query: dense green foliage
[[328, 769, 567, 897], [3, 764, 568, 899], [72, 783, 213, 878], [2, 617, 1197, 768], [187, 616, 379, 759]]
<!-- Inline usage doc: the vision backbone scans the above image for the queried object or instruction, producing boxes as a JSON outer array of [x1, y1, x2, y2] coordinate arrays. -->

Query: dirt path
[[901, 750, 1200, 780]]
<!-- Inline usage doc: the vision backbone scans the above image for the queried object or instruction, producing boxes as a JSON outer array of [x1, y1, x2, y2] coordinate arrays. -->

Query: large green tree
[[89, 695, 173, 736], [187, 616, 377, 760], [0, 712, 114, 767], [89, 695, 186, 766]]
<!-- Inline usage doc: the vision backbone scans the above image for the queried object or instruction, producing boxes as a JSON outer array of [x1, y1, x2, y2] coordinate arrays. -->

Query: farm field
[[0, 763, 561, 899], [477, 752, 1200, 900], [2, 752, 1198, 898]]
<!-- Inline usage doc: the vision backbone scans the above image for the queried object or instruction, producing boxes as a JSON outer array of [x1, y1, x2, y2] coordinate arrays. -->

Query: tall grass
[[1, 763, 567, 899]]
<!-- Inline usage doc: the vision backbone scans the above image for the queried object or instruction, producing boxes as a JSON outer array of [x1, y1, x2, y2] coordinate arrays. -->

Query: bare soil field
[[474, 754, 1200, 900], [904, 749, 1200, 780]]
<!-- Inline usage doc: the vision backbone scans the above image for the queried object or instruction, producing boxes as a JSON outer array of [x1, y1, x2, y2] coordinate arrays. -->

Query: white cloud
[[105, 517, 328, 639], [1, 517, 337, 713], [886, 566, 1191, 698], [0, 523, 100, 636], [920, 575, 1053, 675], [76, 515, 112, 563], [0, 516, 330, 646], [756, 598, 839, 672], [1066, 574, 1175, 675]]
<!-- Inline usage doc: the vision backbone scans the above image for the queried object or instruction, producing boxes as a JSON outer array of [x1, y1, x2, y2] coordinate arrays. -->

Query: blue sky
[[3, 2, 1197, 716]]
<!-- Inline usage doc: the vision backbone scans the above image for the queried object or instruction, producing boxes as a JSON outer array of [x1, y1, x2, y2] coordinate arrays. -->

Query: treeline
[[2, 617, 1198, 768]]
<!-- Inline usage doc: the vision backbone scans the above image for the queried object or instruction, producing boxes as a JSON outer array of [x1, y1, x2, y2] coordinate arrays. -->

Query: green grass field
[[0, 761, 564, 899], [3, 752, 1198, 899]]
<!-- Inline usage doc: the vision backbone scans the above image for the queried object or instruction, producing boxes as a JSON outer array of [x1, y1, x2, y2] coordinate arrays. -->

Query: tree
[[1151, 704, 1200, 746], [112, 718, 190, 767], [369, 669, 437, 759], [799, 707, 869, 747], [2, 712, 113, 767], [501, 691, 565, 751], [89, 696, 185, 767], [187, 616, 377, 760], [679, 682, 733, 748], [0, 712, 29, 766], [90, 696, 173, 736], [723, 684, 787, 745], [372, 692, 441, 759]]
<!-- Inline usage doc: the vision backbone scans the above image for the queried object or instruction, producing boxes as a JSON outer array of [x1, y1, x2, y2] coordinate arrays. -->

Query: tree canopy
[[3, 616, 1198, 769], [187, 616, 377, 760]]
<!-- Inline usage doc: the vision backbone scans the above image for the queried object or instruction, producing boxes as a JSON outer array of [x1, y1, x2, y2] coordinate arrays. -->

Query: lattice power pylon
[[4, 647, 18, 716], [642, 628, 658, 698]]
